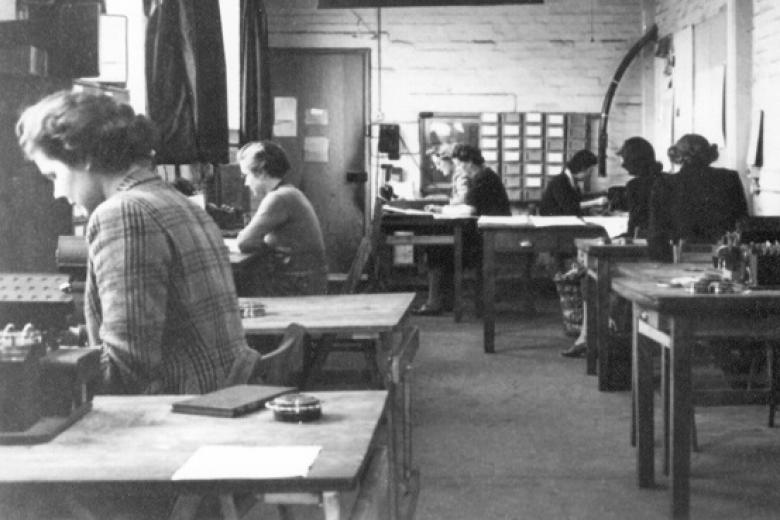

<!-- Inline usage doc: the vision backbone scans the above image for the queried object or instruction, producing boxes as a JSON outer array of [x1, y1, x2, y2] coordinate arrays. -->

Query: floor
[[408, 288, 780, 520]]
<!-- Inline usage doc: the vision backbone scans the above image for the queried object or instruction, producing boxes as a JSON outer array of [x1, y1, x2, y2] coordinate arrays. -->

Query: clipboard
[[172, 385, 296, 418]]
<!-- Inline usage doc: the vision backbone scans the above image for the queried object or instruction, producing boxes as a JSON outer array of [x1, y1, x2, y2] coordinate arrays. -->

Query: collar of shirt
[[563, 168, 577, 189], [115, 165, 164, 192]]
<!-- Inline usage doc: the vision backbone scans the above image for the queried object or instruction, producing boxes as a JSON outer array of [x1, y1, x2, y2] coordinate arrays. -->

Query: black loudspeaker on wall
[[378, 124, 400, 160]]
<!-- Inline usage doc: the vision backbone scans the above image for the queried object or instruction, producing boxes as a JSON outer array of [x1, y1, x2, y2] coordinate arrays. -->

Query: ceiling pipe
[[597, 24, 658, 177]]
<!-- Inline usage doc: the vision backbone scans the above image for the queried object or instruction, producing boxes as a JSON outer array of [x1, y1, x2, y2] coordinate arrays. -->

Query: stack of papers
[[529, 216, 585, 227]]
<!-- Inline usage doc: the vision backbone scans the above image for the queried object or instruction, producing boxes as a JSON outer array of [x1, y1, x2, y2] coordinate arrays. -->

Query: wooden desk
[[611, 263, 780, 519], [381, 212, 475, 322], [575, 238, 647, 389], [240, 292, 419, 519], [0, 391, 388, 520], [478, 216, 610, 354]]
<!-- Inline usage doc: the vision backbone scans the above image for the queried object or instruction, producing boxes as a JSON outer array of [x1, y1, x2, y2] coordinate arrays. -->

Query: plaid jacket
[[85, 167, 245, 394]]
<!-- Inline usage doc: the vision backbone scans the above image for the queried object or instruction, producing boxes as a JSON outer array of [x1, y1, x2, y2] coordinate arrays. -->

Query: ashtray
[[266, 393, 322, 423]]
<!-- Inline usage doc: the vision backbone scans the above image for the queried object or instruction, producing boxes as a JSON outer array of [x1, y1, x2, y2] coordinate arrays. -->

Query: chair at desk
[[308, 201, 386, 389], [226, 323, 307, 387]]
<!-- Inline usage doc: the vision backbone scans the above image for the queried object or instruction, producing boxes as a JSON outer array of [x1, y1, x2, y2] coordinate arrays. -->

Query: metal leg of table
[[584, 271, 598, 376], [482, 232, 496, 354]]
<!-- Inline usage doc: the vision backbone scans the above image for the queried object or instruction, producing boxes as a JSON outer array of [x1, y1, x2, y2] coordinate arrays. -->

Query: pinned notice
[[273, 97, 297, 137], [304, 137, 329, 163]]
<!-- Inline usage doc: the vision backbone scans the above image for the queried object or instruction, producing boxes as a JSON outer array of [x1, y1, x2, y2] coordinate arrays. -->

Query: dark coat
[[146, 0, 229, 164], [648, 165, 748, 261], [625, 172, 667, 238], [539, 173, 581, 216]]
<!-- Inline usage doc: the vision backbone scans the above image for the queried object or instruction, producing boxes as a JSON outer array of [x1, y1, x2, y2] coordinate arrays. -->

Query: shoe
[[561, 342, 587, 358], [411, 304, 444, 316]]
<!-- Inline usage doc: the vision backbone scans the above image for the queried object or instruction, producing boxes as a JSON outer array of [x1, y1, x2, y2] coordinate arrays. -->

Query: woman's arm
[[236, 193, 289, 252]]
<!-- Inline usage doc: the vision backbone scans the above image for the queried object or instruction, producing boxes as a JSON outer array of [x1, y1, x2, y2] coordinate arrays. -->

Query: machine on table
[[0, 273, 100, 444]]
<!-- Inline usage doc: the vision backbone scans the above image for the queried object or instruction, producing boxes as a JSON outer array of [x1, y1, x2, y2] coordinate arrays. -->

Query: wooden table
[[575, 238, 648, 389], [611, 263, 780, 519], [0, 391, 388, 520], [240, 292, 419, 519], [381, 212, 475, 322], [478, 216, 610, 354]]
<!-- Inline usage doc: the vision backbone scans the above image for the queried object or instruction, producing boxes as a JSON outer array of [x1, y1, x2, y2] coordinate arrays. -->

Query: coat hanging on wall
[[240, 0, 273, 144], [145, 0, 229, 164]]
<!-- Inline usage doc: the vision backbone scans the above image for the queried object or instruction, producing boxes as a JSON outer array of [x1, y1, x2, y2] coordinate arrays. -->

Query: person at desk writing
[[16, 90, 244, 395], [539, 149, 605, 216], [413, 144, 510, 315], [236, 140, 328, 296], [648, 133, 748, 262]]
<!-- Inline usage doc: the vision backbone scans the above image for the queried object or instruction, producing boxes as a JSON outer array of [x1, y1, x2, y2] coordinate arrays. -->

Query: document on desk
[[383, 205, 434, 217], [478, 215, 532, 226], [582, 216, 629, 238], [529, 216, 585, 227], [224, 238, 241, 254], [172, 445, 322, 480]]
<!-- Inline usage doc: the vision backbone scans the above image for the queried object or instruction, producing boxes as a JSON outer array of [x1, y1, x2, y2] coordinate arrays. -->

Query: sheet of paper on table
[[478, 215, 532, 226], [172, 445, 322, 480], [224, 238, 241, 254], [382, 205, 434, 216], [582, 216, 629, 238], [529, 216, 585, 227]]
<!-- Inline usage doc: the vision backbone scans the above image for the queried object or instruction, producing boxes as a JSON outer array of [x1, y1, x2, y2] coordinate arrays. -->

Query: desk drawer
[[491, 230, 556, 252]]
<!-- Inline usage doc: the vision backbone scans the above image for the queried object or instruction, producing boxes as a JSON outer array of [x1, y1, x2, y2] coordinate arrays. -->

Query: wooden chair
[[307, 200, 386, 389], [226, 322, 307, 388]]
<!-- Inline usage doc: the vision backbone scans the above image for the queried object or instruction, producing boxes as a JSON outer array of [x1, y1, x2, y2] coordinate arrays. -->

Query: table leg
[[669, 319, 692, 519], [584, 266, 598, 376], [633, 303, 655, 488], [322, 491, 341, 520], [482, 231, 496, 354], [453, 223, 464, 323], [596, 260, 611, 389]]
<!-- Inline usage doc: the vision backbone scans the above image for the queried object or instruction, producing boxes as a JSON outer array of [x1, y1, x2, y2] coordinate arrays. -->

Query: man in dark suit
[[539, 149, 599, 216]]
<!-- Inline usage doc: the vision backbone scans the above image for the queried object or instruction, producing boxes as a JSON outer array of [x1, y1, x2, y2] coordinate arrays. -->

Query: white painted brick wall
[[266, 0, 646, 194], [752, 0, 780, 215]]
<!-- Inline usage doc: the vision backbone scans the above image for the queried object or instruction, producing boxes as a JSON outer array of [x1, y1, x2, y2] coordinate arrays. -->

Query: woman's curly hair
[[667, 133, 719, 166], [16, 90, 158, 174]]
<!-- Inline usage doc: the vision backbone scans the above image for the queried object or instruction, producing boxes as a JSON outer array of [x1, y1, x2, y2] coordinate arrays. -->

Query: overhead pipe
[[597, 24, 658, 177]]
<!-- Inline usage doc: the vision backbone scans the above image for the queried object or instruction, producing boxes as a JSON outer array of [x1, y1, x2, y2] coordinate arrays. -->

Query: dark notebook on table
[[172, 384, 296, 418]]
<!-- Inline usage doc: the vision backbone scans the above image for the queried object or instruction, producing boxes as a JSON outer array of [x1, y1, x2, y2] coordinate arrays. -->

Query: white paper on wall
[[273, 97, 297, 137]]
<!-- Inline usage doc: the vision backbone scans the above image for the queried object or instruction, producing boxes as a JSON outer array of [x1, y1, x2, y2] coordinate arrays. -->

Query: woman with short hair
[[236, 140, 328, 296]]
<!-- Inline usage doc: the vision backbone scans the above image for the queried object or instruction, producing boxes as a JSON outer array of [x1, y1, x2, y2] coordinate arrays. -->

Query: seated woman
[[648, 133, 748, 261], [539, 150, 603, 217], [619, 136, 668, 239], [236, 141, 328, 296], [414, 144, 511, 315]]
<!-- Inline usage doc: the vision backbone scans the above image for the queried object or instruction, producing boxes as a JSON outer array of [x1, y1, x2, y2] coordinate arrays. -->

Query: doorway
[[269, 48, 370, 273]]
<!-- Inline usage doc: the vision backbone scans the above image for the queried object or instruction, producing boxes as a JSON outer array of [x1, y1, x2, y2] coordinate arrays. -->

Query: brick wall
[[266, 0, 646, 195]]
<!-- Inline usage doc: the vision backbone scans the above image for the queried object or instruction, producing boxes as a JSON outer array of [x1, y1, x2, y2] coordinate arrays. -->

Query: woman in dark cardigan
[[648, 133, 748, 261], [618, 136, 668, 239]]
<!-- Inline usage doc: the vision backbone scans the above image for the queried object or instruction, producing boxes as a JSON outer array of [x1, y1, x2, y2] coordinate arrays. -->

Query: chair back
[[225, 323, 307, 387], [259, 323, 307, 387], [342, 235, 373, 294]]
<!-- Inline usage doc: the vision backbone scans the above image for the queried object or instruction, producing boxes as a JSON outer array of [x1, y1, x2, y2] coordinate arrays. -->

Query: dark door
[[269, 48, 369, 273]]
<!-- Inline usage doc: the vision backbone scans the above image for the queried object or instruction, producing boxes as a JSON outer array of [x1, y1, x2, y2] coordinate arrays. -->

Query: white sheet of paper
[[582, 216, 629, 238], [172, 445, 321, 480], [304, 137, 329, 162], [530, 216, 585, 227], [273, 97, 297, 137], [478, 215, 532, 226], [224, 238, 241, 254]]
